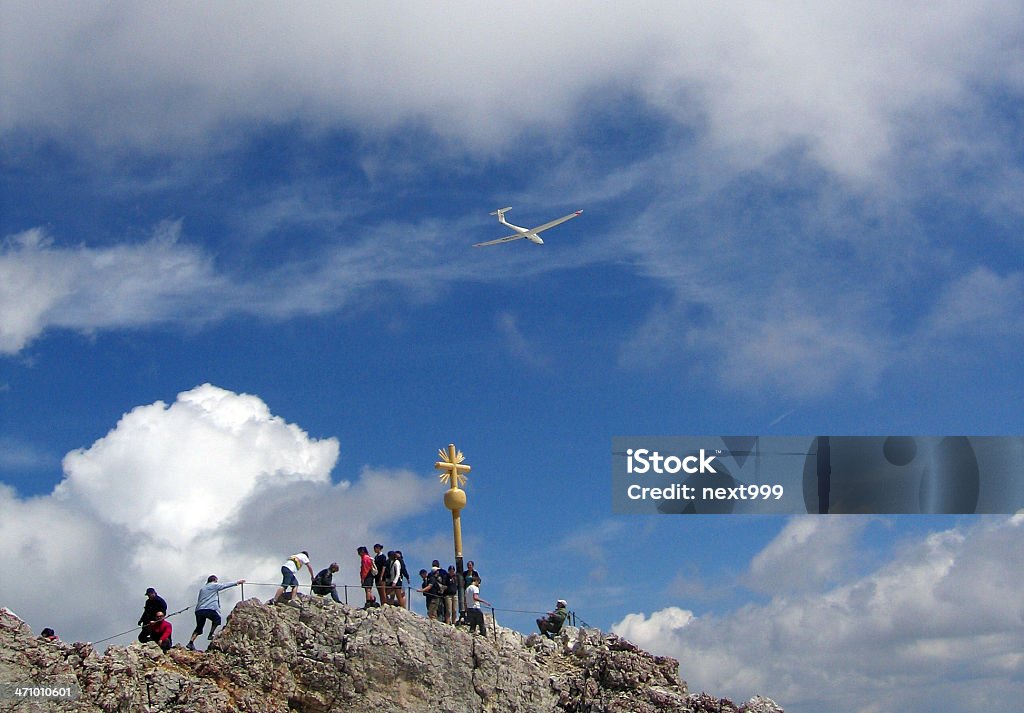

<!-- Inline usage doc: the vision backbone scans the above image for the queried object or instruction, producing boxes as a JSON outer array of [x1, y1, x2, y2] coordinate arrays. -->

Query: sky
[[1, 3, 1022, 712]]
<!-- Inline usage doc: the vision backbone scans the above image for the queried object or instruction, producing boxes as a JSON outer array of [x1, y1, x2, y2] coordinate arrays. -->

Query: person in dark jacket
[[312, 562, 342, 603], [137, 588, 167, 642]]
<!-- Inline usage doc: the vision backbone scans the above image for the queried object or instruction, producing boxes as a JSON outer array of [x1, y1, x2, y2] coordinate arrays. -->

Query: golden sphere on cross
[[444, 487, 467, 511]]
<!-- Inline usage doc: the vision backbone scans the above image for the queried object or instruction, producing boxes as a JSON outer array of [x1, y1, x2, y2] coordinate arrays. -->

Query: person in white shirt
[[274, 551, 313, 604], [465, 575, 490, 636]]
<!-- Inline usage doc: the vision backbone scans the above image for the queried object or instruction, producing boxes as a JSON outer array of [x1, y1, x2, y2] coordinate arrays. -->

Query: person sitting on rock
[[39, 627, 58, 642], [537, 599, 570, 638], [312, 562, 342, 604], [140, 611, 172, 652]]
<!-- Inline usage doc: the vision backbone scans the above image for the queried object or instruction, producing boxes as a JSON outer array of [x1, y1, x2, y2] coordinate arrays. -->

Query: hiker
[[358, 546, 378, 607], [463, 561, 480, 591], [140, 611, 172, 652], [417, 569, 432, 613], [137, 587, 167, 642], [188, 575, 245, 650], [537, 599, 570, 637], [39, 628, 58, 642], [444, 566, 459, 625], [465, 575, 490, 636], [373, 544, 389, 604], [387, 551, 407, 607], [274, 551, 314, 604], [395, 550, 411, 587], [427, 561, 447, 620], [417, 561, 444, 619], [312, 562, 342, 603]]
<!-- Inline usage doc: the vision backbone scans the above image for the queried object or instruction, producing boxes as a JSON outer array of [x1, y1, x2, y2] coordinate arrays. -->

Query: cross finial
[[435, 443, 471, 488]]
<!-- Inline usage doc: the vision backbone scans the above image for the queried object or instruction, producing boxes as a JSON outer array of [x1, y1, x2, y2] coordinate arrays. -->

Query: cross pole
[[436, 443, 471, 618]]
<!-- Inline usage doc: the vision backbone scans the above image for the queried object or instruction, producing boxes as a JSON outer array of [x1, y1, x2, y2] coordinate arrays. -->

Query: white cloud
[[0, 436, 56, 471], [2, 3, 1022, 179], [922, 267, 1024, 339], [612, 516, 1024, 713], [0, 384, 437, 644], [0, 214, 611, 355], [496, 312, 550, 369], [747, 517, 868, 594], [0, 224, 223, 354]]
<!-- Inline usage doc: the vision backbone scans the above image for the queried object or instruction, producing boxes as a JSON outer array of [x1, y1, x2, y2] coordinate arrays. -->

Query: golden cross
[[435, 443, 471, 488]]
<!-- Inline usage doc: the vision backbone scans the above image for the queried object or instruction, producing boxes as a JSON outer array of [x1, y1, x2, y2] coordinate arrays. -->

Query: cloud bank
[[613, 516, 1024, 713], [2, 3, 1022, 400], [0, 384, 436, 645], [4, 2, 1022, 178]]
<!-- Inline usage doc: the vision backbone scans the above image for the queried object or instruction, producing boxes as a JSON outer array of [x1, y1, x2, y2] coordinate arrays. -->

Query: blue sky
[[1, 4, 1023, 712]]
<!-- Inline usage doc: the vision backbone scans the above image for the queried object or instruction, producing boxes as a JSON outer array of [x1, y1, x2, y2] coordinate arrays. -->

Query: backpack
[[312, 569, 331, 595], [428, 569, 446, 596]]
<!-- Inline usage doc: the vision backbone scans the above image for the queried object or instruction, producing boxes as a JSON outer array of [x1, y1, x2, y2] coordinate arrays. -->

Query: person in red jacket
[[141, 611, 173, 652]]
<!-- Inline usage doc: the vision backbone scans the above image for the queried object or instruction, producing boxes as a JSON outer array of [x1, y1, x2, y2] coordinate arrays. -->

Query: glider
[[473, 207, 583, 247]]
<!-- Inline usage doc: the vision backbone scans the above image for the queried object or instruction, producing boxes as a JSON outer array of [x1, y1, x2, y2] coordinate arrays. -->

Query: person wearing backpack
[[273, 551, 313, 605], [387, 551, 407, 607], [357, 546, 378, 608], [424, 561, 446, 620]]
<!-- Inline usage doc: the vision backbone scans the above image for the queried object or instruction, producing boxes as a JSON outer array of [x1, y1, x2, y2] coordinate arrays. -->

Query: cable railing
[[92, 582, 581, 646], [235, 581, 415, 608]]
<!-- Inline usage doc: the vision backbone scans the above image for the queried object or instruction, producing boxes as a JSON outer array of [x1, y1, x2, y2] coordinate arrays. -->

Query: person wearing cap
[[137, 587, 167, 642], [536, 599, 569, 637], [187, 574, 245, 650]]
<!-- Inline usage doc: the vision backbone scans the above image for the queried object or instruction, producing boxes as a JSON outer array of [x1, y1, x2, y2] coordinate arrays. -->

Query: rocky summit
[[0, 598, 783, 712]]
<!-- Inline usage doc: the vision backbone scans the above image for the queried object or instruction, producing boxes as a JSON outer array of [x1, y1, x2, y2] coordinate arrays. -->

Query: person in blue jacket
[[187, 574, 245, 650]]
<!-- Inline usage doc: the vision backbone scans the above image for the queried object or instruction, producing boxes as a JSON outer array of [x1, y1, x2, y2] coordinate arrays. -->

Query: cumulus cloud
[[0, 384, 437, 645], [746, 517, 868, 594], [612, 516, 1024, 713]]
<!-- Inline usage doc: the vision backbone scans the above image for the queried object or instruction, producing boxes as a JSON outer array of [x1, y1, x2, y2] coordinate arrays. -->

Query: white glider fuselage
[[473, 206, 582, 248], [496, 214, 545, 244]]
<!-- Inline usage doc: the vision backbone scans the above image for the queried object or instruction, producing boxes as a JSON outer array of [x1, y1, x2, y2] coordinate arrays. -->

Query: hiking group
[[100, 546, 568, 654]]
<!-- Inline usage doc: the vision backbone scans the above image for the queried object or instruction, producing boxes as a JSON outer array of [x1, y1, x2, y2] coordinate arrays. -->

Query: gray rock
[[0, 600, 783, 712]]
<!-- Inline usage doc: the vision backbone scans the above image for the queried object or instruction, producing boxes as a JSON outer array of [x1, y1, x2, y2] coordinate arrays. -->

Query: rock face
[[0, 600, 783, 712]]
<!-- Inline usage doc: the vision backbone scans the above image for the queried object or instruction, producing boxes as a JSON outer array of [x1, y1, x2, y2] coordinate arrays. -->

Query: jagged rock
[[0, 601, 783, 712]]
